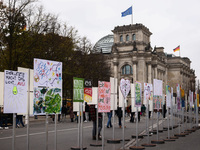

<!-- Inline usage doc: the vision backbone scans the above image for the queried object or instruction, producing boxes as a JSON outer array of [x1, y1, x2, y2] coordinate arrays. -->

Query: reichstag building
[[93, 24, 196, 103]]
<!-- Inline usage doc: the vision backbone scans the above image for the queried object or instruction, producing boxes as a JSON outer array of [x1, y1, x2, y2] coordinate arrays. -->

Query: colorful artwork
[[33, 58, 62, 88], [197, 94, 199, 107], [181, 88, 185, 107], [33, 87, 62, 115], [4, 70, 28, 113], [166, 85, 171, 108], [84, 88, 92, 103], [153, 95, 162, 111], [177, 84, 181, 110], [144, 83, 153, 105], [135, 82, 142, 107], [189, 90, 193, 107], [120, 79, 130, 98], [73, 77, 84, 102], [98, 81, 111, 112], [153, 79, 163, 96]]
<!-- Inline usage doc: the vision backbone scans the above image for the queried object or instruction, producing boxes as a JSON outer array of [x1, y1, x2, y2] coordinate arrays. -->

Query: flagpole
[[131, 5, 133, 24]]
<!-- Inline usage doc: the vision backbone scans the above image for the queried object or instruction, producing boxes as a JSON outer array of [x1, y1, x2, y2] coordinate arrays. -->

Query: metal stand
[[12, 113, 16, 150], [45, 114, 48, 150]]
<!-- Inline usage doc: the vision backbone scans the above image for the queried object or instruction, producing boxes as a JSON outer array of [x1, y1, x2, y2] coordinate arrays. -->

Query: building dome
[[93, 34, 114, 53]]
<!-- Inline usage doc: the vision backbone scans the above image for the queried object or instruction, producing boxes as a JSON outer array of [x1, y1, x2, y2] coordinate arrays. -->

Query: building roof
[[93, 34, 114, 54]]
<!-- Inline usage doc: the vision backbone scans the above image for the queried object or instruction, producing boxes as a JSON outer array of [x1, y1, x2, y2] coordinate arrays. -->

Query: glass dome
[[93, 34, 114, 54]]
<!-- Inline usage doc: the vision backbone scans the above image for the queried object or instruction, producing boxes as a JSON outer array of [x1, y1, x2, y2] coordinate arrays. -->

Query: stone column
[[147, 62, 152, 84], [154, 65, 158, 79], [113, 62, 118, 79], [132, 61, 137, 82]]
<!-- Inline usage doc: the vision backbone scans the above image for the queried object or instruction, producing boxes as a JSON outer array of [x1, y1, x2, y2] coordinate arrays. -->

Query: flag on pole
[[121, 6, 132, 17], [173, 45, 180, 52]]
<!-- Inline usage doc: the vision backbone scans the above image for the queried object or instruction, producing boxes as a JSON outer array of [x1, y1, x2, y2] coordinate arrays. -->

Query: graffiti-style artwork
[[33, 87, 62, 115], [166, 85, 171, 108], [73, 77, 84, 102], [177, 84, 181, 110], [181, 88, 185, 107], [153, 79, 163, 96], [189, 90, 193, 107], [144, 83, 153, 105], [98, 81, 111, 112], [120, 79, 130, 99], [34, 58, 62, 88], [4, 70, 28, 113], [84, 88, 92, 103], [135, 82, 142, 107], [153, 95, 162, 111]]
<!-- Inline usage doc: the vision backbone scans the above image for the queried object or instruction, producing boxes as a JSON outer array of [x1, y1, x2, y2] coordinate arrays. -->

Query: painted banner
[[84, 88, 92, 103], [120, 79, 131, 99], [189, 90, 193, 107], [153, 95, 162, 110], [98, 81, 111, 112], [110, 77, 117, 110], [84, 79, 92, 103], [4, 70, 28, 113], [176, 84, 181, 110], [135, 82, 142, 107], [181, 88, 185, 107], [171, 87, 173, 106], [0, 72, 4, 106], [166, 85, 171, 108], [33, 58, 62, 88], [33, 87, 62, 115], [197, 94, 199, 107], [153, 79, 163, 96], [73, 77, 84, 102], [144, 83, 153, 105]]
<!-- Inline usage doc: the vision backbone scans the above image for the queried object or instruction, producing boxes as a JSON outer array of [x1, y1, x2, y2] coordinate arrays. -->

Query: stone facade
[[102, 24, 196, 104]]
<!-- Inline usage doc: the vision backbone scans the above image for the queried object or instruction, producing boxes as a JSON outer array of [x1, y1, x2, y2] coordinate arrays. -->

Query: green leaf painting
[[45, 88, 62, 114]]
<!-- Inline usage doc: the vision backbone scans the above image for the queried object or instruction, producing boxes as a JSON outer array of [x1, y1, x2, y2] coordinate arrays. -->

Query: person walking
[[61, 105, 68, 121], [117, 106, 123, 128], [129, 105, 135, 123], [0, 107, 9, 130], [89, 105, 102, 140], [107, 110, 112, 128], [84, 102, 90, 122], [69, 106, 74, 122], [16, 115, 25, 128]]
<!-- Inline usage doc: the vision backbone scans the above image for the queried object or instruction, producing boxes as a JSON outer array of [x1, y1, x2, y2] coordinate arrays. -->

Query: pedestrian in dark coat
[[69, 106, 74, 122]]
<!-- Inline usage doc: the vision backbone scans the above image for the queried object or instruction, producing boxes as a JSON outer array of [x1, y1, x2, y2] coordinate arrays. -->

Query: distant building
[[93, 24, 196, 104]]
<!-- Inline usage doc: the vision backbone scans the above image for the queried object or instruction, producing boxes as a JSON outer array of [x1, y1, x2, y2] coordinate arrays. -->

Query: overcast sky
[[40, 0, 200, 81]]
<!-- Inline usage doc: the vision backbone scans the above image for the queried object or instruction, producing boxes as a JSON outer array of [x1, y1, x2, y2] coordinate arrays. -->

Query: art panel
[[33, 58, 62, 88], [135, 82, 142, 107], [4, 70, 28, 113], [166, 85, 171, 108], [153, 79, 163, 96], [153, 95, 162, 111], [181, 88, 185, 107], [143, 83, 153, 105], [33, 87, 62, 115], [73, 77, 84, 102], [177, 84, 181, 110], [98, 81, 111, 112]]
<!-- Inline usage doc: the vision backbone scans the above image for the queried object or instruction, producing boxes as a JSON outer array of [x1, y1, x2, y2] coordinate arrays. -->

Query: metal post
[[136, 107, 138, 147], [81, 102, 83, 150], [102, 112, 105, 150], [122, 98, 125, 150], [27, 68, 30, 150], [146, 103, 149, 143], [54, 113, 57, 150], [12, 113, 16, 150], [167, 108, 170, 139], [78, 103, 81, 147], [157, 112, 159, 141], [45, 113, 48, 150], [96, 104, 99, 144]]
